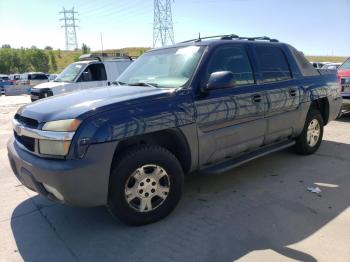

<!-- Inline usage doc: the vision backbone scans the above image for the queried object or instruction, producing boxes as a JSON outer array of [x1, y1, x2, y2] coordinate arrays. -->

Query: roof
[[151, 35, 285, 52]]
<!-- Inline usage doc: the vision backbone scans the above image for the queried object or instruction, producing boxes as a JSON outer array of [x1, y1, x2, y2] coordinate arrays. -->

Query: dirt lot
[[1, 95, 350, 262]]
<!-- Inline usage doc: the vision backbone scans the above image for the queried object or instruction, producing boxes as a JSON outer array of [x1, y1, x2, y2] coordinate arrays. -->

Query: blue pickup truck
[[7, 35, 342, 225]]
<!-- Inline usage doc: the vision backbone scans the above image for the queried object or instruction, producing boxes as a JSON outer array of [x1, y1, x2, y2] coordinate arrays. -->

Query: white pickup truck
[[30, 54, 133, 101]]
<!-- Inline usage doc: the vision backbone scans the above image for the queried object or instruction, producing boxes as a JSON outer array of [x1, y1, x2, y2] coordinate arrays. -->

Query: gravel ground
[[1, 95, 350, 262]]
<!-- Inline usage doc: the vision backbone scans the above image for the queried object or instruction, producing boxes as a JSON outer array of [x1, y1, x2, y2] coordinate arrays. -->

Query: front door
[[77, 63, 108, 91], [194, 44, 268, 166]]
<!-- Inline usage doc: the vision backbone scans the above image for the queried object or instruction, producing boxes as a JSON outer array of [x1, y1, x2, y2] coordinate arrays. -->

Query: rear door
[[253, 45, 303, 144], [195, 44, 268, 166]]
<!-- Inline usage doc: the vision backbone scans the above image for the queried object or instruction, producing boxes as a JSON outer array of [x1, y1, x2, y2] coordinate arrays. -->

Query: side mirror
[[206, 71, 235, 90]]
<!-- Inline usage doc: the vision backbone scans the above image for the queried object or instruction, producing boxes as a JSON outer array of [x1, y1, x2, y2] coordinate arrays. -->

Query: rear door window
[[255, 45, 292, 83], [207, 45, 255, 86]]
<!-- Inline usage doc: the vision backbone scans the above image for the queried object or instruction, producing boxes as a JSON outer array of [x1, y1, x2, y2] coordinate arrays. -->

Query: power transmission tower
[[153, 0, 175, 47], [59, 7, 79, 50]]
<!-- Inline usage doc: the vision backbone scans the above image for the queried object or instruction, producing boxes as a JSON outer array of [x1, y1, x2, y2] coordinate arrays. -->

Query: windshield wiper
[[127, 82, 158, 88], [112, 81, 126, 86]]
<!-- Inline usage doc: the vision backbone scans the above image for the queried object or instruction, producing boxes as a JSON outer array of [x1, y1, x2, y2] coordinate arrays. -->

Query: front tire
[[107, 145, 184, 225], [294, 108, 324, 155]]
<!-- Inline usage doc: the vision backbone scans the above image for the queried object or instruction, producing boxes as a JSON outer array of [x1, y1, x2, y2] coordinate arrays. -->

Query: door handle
[[289, 88, 297, 96], [252, 94, 262, 103]]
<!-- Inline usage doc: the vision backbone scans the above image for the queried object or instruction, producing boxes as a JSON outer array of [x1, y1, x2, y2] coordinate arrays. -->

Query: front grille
[[14, 114, 39, 128], [14, 131, 35, 152]]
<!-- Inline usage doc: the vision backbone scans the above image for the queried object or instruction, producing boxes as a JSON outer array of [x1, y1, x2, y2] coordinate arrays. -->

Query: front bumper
[[7, 137, 118, 206]]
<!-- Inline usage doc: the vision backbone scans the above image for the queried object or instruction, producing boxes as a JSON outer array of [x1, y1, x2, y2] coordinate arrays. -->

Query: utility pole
[[153, 0, 175, 47], [59, 7, 79, 50]]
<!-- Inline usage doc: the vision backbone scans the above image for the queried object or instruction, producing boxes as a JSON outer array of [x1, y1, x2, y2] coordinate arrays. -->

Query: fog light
[[43, 183, 64, 201], [39, 140, 71, 156]]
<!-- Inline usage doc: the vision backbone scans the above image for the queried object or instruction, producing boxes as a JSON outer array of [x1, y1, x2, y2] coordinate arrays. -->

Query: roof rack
[[79, 53, 134, 62], [179, 34, 279, 43]]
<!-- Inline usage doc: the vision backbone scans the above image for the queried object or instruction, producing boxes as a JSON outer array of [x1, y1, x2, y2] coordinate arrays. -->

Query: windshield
[[55, 63, 85, 82], [340, 58, 350, 70], [117, 46, 205, 88]]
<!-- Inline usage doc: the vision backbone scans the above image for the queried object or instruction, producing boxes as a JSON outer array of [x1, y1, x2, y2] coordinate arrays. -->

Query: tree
[[49, 51, 58, 73], [1, 44, 11, 49], [44, 46, 53, 50], [27, 48, 50, 72], [81, 43, 90, 54]]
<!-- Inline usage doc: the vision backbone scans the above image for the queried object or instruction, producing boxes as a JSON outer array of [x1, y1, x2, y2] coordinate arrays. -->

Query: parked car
[[0, 74, 12, 95], [17, 72, 49, 86], [48, 74, 58, 81], [311, 62, 330, 69], [30, 54, 133, 101], [321, 63, 341, 71], [8, 74, 21, 85], [7, 35, 342, 225], [338, 57, 350, 111]]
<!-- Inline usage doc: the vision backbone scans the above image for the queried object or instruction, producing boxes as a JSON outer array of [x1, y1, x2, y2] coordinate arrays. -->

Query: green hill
[[51, 47, 150, 73], [49, 49, 347, 74]]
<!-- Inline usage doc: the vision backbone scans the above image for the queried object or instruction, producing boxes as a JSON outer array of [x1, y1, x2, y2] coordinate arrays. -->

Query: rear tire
[[294, 108, 324, 155], [107, 145, 184, 225]]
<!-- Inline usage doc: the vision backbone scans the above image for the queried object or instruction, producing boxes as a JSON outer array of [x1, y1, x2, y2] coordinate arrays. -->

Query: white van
[[30, 54, 133, 101]]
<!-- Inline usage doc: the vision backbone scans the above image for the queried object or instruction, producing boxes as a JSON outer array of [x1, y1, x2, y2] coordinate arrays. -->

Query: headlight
[[39, 140, 71, 156], [40, 119, 81, 156], [42, 119, 81, 132]]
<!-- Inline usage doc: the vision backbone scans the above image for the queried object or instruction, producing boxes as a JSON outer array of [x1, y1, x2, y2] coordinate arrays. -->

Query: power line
[[153, 0, 175, 47], [59, 7, 79, 50]]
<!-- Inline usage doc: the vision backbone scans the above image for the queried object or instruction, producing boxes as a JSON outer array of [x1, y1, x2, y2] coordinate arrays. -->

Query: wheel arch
[[111, 128, 193, 175], [310, 97, 330, 125]]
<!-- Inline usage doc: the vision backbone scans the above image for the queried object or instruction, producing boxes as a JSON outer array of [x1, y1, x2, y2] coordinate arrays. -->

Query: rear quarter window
[[255, 45, 292, 83], [289, 46, 320, 76]]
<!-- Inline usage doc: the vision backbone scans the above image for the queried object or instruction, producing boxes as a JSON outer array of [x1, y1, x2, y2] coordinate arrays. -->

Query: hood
[[338, 69, 350, 78], [32, 81, 69, 89], [18, 85, 174, 123]]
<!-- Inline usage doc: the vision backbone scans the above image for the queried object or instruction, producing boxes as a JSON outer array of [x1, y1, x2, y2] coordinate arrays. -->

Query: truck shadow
[[11, 140, 350, 262]]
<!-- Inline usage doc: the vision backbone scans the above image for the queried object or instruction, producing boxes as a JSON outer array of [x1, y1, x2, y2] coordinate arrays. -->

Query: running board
[[200, 140, 295, 175]]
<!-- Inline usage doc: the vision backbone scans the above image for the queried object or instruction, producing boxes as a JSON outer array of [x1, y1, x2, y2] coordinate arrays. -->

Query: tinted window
[[289, 46, 319, 76], [79, 64, 107, 82], [340, 57, 350, 70], [30, 74, 48, 80], [255, 46, 292, 83], [207, 45, 254, 86]]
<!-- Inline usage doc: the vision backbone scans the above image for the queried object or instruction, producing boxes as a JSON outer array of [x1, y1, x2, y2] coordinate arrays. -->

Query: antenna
[[59, 7, 79, 50], [100, 32, 104, 61], [153, 0, 175, 47]]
